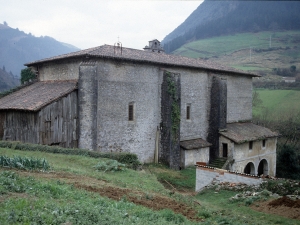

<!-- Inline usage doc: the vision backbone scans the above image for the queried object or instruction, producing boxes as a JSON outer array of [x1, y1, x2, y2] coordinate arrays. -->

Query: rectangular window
[[186, 104, 191, 120], [128, 104, 134, 121], [249, 141, 253, 150], [262, 139, 266, 148]]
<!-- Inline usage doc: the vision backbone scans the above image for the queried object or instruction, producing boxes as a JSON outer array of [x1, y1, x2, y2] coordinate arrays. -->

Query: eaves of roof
[[25, 45, 260, 78], [0, 80, 78, 112], [219, 122, 279, 144]]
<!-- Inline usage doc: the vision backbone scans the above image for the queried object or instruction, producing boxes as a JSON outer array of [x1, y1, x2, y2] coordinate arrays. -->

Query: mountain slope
[[162, 0, 300, 53], [172, 31, 300, 76], [0, 23, 80, 77], [0, 67, 19, 92]]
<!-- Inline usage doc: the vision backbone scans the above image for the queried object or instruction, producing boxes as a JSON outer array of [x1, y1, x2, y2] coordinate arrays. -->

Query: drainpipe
[[154, 126, 159, 163]]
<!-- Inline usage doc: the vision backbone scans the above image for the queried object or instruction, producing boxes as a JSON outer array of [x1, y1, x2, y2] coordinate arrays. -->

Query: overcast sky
[[0, 1, 203, 50]]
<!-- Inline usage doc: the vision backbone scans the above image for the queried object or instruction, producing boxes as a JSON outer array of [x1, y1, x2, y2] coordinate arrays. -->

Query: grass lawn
[[253, 89, 300, 119], [0, 146, 299, 224]]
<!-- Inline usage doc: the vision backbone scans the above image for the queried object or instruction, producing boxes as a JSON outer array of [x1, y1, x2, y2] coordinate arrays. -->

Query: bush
[[260, 179, 300, 196], [93, 159, 126, 172], [276, 144, 300, 180], [0, 155, 50, 171], [0, 141, 140, 169]]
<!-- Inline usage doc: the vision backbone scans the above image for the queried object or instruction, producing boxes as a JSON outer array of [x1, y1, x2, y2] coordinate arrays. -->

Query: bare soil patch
[[11, 170, 202, 222], [251, 196, 300, 220]]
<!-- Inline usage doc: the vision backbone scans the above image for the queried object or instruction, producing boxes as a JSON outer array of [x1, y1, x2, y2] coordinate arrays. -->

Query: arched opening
[[244, 162, 255, 175], [258, 159, 268, 176]]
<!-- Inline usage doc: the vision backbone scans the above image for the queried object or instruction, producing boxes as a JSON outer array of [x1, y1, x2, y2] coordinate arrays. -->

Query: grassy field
[[253, 89, 300, 120], [0, 147, 299, 224], [173, 31, 300, 74]]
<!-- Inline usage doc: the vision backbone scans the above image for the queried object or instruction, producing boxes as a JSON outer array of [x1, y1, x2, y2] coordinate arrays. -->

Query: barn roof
[[25, 44, 259, 77], [219, 122, 279, 144], [0, 80, 77, 112]]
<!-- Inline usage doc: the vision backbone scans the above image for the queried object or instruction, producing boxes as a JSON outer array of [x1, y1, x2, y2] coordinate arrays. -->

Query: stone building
[[0, 40, 278, 175]]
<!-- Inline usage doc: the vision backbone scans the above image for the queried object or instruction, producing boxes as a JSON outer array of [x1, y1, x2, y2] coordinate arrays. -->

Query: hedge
[[0, 141, 140, 169]]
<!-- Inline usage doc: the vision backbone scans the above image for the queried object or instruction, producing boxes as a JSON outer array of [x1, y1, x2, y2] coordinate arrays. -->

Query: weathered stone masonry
[[160, 71, 181, 169], [207, 75, 227, 161], [0, 42, 277, 174], [78, 63, 98, 150]]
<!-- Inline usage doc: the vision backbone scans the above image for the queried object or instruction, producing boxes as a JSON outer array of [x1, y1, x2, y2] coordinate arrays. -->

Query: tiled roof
[[25, 45, 259, 77], [0, 80, 77, 111], [180, 138, 212, 150], [219, 122, 279, 144]]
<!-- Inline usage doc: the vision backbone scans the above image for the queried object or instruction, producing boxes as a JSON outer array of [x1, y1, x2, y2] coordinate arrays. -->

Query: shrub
[[276, 144, 300, 180], [0, 155, 50, 171], [0, 141, 140, 169], [93, 159, 126, 172], [260, 179, 300, 196]]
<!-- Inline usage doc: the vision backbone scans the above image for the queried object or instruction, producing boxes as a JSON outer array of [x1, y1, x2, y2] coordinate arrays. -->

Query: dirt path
[[15, 171, 202, 222], [251, 196, 300, 220]]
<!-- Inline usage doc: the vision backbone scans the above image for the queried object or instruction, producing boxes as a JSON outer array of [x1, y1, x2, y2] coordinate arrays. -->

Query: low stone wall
[[196, 165, 262, 192], [181, 147, 209, 168]]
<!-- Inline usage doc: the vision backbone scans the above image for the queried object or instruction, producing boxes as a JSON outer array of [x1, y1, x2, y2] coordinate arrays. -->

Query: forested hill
[[0, 67, 19, 92], [162, 0, 300, 53], [0, 23, 80, 77]]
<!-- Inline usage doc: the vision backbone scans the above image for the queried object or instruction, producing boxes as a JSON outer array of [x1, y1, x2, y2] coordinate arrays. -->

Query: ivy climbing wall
[[160, 71, 181, 170]]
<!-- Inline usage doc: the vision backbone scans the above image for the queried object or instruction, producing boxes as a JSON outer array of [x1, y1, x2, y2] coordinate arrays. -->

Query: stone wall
[[233, 139, 277, 177], [227, 75, 252, 122], [160, 70, 181, 169], [181, 147, 209, 168], [196, 166, 262, 192], [179, 69, 209, 140], [221, 136, 277, 176], [78, 63, 98, 150], [37, 59, 80, 81], [96, 60, 162, 163]]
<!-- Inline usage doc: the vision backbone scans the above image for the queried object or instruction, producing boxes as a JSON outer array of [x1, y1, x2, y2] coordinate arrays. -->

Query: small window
[[186, 104, 191, 120], [128, 104, 134, 121], [249, 141, 253, 150], [262, 139, 266, 148]]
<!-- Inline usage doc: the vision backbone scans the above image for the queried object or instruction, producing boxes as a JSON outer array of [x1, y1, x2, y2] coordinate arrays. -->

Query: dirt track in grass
[[6, 169, 300, 221], [251, 196, 300, 220], [16, 170, 202, 222]]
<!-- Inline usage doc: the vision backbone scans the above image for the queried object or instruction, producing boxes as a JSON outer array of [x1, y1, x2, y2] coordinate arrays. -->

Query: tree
[[290, 65, 296, 73], [3, 21, 8, 26], [252, 91, 262, 107], [20, 68, 36, 84], [276, 144, 300, 179]]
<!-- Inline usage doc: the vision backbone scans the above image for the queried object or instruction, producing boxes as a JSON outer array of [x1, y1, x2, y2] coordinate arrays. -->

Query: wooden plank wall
[[38, 91, 78, 148], [3, 111, 38, 143], [0, 112, 5, 139], [2, 91, 78, 148]]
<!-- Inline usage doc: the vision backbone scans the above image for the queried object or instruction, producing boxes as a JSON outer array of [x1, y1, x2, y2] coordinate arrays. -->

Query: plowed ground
[[16, 171, 203, 222], [251, 196, 300, 220]]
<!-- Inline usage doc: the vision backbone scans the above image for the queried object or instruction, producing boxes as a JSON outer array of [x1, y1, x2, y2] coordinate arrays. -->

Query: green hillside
[[0, 145, 298, 224], [173, 31, 300, 75], [253, 89, 300, 119]]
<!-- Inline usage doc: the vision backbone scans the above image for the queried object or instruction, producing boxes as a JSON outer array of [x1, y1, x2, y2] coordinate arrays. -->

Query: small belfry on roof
[[143, 39, 164, 53]]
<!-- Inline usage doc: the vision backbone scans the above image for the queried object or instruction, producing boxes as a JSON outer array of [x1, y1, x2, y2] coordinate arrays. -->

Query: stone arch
[[258, 159, 269, 176], [244, 162, 255, 175]]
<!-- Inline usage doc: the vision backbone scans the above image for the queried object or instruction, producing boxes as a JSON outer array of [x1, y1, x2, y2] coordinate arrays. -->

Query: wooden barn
[[0, 80, 78, 148]]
